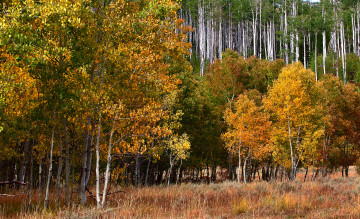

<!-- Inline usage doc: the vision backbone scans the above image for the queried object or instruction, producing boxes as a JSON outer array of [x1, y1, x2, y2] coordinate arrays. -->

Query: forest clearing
[[2, 168, 360, 218], [2, 0, 360, 218]]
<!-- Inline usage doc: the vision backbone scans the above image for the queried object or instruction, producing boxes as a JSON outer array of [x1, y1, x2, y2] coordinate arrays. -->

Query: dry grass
[[2, 170, 360, 218]]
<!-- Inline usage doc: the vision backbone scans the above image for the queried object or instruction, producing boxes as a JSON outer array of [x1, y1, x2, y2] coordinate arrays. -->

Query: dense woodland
[[1, 0, 360, 210]]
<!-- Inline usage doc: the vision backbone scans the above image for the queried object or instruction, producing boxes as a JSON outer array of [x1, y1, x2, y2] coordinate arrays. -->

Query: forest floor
[[1, 168, 360, 218]]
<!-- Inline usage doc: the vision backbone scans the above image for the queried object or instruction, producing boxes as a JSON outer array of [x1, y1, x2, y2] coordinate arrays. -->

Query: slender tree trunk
[[64, 119, 70, 204], [176, 159, 182, 185], [44, 124, 56, 209], [27, 141, 34, 209], [101, 117, 116, 206], [19, 140, 30, 183], [284, 0, 289, 64], [79, 118, 90, 205], [95, 113, 102, 208], [85, 128, 94, 186], [315, 32, 318, 81], [304, 167, 308, 182], [243, 147, 251, 184], [238, 147, 241, 183], [38, 155, 42, 205], [287, 114, 295, 180], [198, 0, 205, 76], [322, 2, 326, 75], [145, 158, 151, 186], [340, 21, 347, 84], [135, 152, 141, 187], [304, 33, 307, 68], [167, 157, 173, 187], [56, 128, 63, 205], [323, 30, 327, 75]]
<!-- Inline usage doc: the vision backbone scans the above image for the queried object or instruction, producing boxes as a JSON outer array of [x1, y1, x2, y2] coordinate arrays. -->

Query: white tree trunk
[[303, 33, 306, 68], [198, 0, 205, 76], [44, 124, 55, 209], [101, 117, 116, 206], [322, 4, 327, 75], [315, 32, 318, 81], [284, 0, 289, 64], [323, 31, 327, 75], [238, 147, 241, 183], [340, 21, 347, 84], [95, 113, 102, 208]]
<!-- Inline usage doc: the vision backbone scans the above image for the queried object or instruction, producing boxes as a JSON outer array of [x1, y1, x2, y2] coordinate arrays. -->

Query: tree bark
[[56, 128, 63, 205], [95, 113, 102, 208], [44, 124, 56, 209], [79, 118, 90, 205], [63, 119, 70, 204], [101, 116, 116, 206]]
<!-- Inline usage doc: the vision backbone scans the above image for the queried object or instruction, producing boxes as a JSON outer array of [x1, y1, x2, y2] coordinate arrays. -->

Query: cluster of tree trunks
[[180, 0, 360, 80]]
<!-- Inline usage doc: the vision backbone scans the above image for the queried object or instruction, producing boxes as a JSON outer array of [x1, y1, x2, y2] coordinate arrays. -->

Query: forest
[[1, 0, 360, 217]]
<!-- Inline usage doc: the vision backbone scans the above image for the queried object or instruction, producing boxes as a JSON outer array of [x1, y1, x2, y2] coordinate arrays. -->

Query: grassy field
[[1, 169, 360, 218]]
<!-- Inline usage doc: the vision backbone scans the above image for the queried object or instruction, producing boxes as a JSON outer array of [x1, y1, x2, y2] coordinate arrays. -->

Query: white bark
[[322, 4, 327, 75], [243, 147, 250, 184], [315, 32, 318, 81], [340, 21, 347, 84], [95, 113, 102, 208], [56, 129, 63, 204], [101, 116, 116, 206], [44, 124, 55, 209], [198, 0, 205, 76], [219, 19, 223, 59], [323, 31, 327, 74], [284, 0, 289, 64], [287, 114, 295, 180], [238, 147, 241, 183], [303, 33, 306, 68], [352, 13, 357, 54]]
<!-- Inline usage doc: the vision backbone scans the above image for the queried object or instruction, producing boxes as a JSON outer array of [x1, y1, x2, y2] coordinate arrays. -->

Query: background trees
[[180, 0, 360, 84]]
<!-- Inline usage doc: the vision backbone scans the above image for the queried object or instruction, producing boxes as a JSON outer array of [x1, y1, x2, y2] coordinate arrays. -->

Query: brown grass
[[2, 169, 360, 218]]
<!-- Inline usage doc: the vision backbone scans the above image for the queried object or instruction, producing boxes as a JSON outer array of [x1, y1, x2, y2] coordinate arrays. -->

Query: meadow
[[1, 168, 360, 218]]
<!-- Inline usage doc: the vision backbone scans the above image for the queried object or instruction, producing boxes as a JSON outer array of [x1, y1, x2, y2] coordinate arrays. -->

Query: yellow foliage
[[265, 62, 326, 168]]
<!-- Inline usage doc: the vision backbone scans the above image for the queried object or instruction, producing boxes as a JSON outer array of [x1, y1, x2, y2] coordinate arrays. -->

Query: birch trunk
[[243, 147, 250, 184], [198, 0, 205, 76], [315, 32, 318, 81], [64, 119, 70, 204], [176, 159, 182, 185], [38, 155, 42, 204], [44, 124, 55, 209], [287, 114, 295, 180], [238, 147, 241, 183], [340, 21, 347, 84], [56, 129, 63, 205], [145, 158, 151, 186], [167, 154, 173, 187], [95, 113, 102, 208], [79, 118, 90, 205], [303, 33, 307, 68], [323, 30, 327, 75], [19, 140, 30, 183], [101, 116, 116, 206], [284, 0, 289, 64], [322, 3, 327, 75]]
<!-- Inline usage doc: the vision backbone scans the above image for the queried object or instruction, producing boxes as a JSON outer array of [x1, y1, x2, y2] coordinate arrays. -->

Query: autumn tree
[[322, 75, 360, 176], [264, 62, 326, 180], [223, 91, 271, 183]]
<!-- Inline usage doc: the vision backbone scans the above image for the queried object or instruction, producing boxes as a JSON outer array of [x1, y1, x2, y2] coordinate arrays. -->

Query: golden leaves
[[223, 93, 272, 160], [265, 63, 326, 167]]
